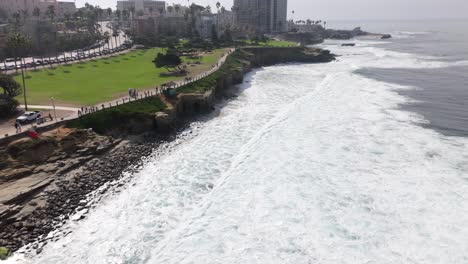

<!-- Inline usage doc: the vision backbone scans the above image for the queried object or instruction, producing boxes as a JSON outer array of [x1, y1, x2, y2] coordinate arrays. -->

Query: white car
[[16, 111, 41, 124]]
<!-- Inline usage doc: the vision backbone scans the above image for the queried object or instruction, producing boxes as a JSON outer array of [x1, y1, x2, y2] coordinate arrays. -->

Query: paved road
[[1, 22, 127, 74], [0, 48, 235, 139]]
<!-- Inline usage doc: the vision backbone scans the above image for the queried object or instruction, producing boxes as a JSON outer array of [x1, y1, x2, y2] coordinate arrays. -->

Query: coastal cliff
[[173, 47, 334, 118], [0, 46, 334, 255]]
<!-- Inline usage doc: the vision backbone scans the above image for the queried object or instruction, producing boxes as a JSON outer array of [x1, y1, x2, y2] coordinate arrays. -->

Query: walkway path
[[0, 48, 235, 140]]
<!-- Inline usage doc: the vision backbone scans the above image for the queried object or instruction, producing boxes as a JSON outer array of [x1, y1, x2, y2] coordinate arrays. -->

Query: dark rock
[[381, 34, 392, 39]]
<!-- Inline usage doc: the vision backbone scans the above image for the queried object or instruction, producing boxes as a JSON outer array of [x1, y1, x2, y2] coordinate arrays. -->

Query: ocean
[[327, 19, 468, 136], [9, 20, 468, 264]]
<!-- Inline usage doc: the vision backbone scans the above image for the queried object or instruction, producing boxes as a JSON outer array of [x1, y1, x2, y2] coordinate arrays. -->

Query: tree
[[0, 94, 19, 118], [103, 31, 111, 49], [0, 74, 22, 98], [46, 5, 56, 21], [122, 10, 129, 21], [0, 74, 21, 117], [11, 12, 21, 30], [115, 9, 121, 20], [174, 4, 181, 13], [20, 9, 29, 23], [167, 6, 174, 13], [211, 24, 218, 43], [107, 8, 112, 19], [216, 2, 221, 12], [153, 52, 183, 72], [112, 28, 120, 48]]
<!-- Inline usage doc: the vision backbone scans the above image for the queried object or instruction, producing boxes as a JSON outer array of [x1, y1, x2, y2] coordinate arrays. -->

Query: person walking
[[15, 122, 22, 133]]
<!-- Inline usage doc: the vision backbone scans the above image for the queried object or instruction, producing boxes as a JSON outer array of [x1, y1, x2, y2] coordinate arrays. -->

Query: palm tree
[[46, 5, 56, 21], [174, 4, 181, 14], [107, 8, 112, 20], [112, 28, 120, 48], [122, 10, 129, 21], [20, 9, 29, 24], [104, 31, 111, 50], [5, 33, 32, 110], [167, 6, 174, 14], [11, 12, 21, 30], [32, 7, 41, 18]]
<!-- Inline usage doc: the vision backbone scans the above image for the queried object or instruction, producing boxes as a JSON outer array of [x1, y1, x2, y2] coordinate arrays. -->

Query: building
[[117, 0, 166, 14], [0, 24, 8, 56], [215, 10, 235, 37], [192, 14, 214, 39], [233, 0, 287, 34], [0, 0, 76, 18], [54, 1, 76, 16]]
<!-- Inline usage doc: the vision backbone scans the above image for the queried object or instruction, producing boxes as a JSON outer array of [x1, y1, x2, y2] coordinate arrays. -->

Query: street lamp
[[50, 97, 57, 123]]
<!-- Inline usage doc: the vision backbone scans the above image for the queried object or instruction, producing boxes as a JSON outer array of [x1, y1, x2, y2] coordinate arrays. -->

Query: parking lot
[[1, 44, 132, 74]]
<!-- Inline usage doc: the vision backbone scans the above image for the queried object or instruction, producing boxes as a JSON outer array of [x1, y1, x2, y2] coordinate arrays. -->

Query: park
[[12, 48, 228, 106]]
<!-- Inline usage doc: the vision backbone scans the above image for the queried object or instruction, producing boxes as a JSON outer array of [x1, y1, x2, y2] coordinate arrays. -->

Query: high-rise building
[[233, 0, 287, 34]]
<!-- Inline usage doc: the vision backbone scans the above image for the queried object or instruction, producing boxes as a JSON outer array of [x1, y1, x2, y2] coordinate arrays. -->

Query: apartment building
[[117, 0, 166, 14], [0, 0, 76, 18], [233, 0, 287, 34]]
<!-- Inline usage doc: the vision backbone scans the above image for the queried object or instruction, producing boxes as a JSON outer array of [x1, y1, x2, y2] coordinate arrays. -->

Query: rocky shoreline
[[0, 129, 171, 254], [278, 26, 392, 45], [0, 46, 335, 258]]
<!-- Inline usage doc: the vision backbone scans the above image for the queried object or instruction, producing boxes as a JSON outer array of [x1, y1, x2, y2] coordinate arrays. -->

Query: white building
[[117, 0, 166, 14]]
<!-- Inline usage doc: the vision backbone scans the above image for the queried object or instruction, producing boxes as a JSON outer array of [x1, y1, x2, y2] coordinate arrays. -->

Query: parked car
[[16, 111, 41, 124]]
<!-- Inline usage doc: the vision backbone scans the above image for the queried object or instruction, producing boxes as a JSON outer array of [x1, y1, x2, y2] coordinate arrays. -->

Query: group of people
[[13, 113, 54, 133], [78, 106, 99, 117]]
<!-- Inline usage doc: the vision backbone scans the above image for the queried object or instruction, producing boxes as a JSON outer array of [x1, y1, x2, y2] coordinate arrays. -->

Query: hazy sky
[[75, 0, 468, 20]]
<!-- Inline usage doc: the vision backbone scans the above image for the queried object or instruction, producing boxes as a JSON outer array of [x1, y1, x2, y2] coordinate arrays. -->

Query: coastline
[[0, 46, 335, 256]]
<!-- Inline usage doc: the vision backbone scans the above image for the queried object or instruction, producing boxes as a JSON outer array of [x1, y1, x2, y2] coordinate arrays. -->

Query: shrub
[[0, 95, 19, 118], [67, 96, 166, 134]]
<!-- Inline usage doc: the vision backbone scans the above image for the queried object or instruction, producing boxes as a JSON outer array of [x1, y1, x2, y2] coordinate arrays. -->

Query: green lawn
[[244, 40, 298, 47], [14, 48, 225, 106]]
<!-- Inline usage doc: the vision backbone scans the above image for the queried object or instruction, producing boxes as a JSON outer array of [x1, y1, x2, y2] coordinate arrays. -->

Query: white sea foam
[[8, 41, 468, 264]]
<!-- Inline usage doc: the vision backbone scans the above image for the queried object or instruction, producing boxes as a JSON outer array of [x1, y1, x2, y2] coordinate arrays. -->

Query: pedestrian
[[14, 122, 21, 133]]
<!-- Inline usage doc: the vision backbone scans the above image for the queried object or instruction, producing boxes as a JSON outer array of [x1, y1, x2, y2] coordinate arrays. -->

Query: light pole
[[50, 97, 57, 123], [21, 57, 28, 111]]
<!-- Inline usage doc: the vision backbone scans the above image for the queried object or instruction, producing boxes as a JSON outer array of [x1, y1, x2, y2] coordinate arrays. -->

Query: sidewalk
[[0, 48, 236, 140]]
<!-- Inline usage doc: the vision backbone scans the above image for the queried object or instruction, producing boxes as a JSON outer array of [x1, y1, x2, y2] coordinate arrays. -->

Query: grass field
[[14, 48, 226, 106], [244, 40, 298, 47]]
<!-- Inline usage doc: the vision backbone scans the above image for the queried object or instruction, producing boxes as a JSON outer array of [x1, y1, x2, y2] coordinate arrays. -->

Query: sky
[[75, 0, 468, 21]]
